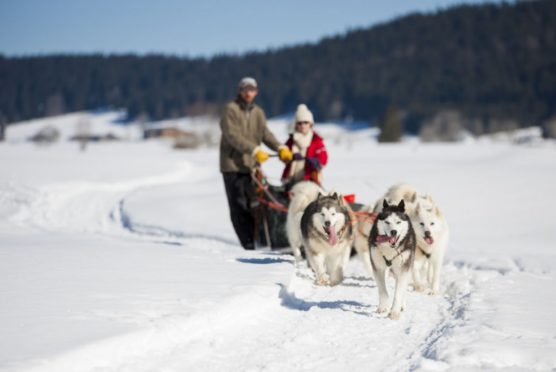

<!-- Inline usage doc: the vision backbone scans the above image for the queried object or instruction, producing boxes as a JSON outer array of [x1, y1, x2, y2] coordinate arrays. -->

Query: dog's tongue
[[327, 227, 338, 245], [425, 236, 434, 245], [376, 235, 394, 244]]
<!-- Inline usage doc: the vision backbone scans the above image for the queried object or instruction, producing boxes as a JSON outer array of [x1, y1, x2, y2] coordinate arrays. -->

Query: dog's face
[[375, 200, 410, 244], [310, 193, 347, 245], [412, 203, 443, 245]]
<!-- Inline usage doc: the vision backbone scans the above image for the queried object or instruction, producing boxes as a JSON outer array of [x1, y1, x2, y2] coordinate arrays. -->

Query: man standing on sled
[[220, 77, 293, 250], [281, 104, 328, 187]]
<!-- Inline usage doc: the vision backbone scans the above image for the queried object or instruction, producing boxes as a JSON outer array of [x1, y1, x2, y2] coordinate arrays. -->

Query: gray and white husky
[[300, 192, 354, 286], [369, 199, 416, 320]]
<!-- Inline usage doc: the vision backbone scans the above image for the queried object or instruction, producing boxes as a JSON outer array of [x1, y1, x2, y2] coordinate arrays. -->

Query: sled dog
[[369, 199, 416, 320], [410, 201, 449, 295], [354, 183, 428, 279], [286, 181, 325, 262], [300, 192, 354, 285], [372, 183, 434, 215], [353, 203, 376, 279]]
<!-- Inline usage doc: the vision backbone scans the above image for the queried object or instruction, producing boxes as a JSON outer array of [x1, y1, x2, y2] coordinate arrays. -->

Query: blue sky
[[1, 0, 500, 57]]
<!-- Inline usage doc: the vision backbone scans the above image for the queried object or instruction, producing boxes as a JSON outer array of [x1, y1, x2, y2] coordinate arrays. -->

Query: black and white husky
[[373, 183, 450, 295], [369, 199, 416, 320], [300, 192, 354, 286]]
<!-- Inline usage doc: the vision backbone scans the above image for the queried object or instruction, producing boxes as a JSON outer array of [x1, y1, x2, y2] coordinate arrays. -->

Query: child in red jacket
[[281, 104, 328, 186]]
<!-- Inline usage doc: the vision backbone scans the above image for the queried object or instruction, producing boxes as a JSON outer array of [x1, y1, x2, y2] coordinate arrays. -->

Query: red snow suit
[[281, 132, 328, 184]]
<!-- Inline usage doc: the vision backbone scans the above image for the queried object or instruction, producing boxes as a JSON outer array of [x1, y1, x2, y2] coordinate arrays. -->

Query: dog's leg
[[311, 253, 330, 285], [342, 244, 351, 274], [412, 257, 426, 292], [354, 233, 374, 279], [328, 258, 344, 286], [287, 213, 304, 262], [389, 270, 409, 320], [430, 251, 444, 295], [329, 247, 349, 285], [356, 241, 374, 279], [360, 251, 374, 279], [373, 266, 389, 314]]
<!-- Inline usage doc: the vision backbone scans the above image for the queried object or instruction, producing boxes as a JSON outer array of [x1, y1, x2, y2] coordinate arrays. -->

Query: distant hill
[[1, 0, 555, 134]]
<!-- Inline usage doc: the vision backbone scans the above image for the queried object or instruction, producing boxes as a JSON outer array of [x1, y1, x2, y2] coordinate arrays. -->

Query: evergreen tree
[[379, 106, 403, 143]]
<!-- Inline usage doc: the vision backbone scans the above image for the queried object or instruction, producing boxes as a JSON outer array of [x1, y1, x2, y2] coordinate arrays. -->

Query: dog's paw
[[376, 304, 389, 314], [388, 311, 401, 320], [429, 288, 440, 296], [316, 274, 331, 286], [413, 284, 426, 293]]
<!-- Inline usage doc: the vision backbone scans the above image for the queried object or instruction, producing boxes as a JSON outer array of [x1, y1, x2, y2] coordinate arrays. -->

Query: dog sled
[[250, 164, 377, 251]]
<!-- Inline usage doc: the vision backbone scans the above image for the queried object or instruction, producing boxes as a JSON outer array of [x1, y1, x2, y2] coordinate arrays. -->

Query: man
[[220, 77, 293, 250]]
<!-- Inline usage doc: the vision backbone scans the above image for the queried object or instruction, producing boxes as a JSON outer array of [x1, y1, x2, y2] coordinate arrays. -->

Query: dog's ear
[[335, 192, 344, 204], [317, 192, 323, 201], [398, 199, 405, 213], [410, 192, 417, 203], [383, 199, 390, 209], [416, 202, 421, 213]]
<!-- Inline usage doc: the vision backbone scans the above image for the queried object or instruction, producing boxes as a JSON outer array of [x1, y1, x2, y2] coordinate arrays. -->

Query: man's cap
[[238, 77, 258, 89]]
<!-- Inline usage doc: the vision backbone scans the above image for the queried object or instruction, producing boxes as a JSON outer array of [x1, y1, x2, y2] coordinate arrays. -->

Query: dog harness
[[380, 246, 406, 267]]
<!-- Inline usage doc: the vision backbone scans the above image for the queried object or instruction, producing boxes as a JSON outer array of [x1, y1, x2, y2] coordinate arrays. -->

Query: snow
[[1, 111, 556, 371]]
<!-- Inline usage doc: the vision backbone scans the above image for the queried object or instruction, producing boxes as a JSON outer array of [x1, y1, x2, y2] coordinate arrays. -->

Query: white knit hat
[[294, 104, 314, 123], [238, 77, 258, 89]]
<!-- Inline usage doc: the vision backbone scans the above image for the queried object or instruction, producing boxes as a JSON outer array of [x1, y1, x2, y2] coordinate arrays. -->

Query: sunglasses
[[296, 121, 311, 125]]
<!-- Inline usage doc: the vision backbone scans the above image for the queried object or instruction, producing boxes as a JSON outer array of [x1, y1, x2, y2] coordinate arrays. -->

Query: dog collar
[[419, 246, 431, 259]]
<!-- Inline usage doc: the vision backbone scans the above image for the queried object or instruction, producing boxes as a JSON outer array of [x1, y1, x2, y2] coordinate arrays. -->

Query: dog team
[[287, 182, 450, 320]]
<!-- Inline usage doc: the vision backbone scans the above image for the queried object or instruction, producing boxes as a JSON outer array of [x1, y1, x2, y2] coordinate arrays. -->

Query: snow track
[[9, 162, 192, 236]]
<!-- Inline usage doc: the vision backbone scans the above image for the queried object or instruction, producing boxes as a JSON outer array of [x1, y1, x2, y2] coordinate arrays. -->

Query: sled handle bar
[[268, 154, 305, 160]]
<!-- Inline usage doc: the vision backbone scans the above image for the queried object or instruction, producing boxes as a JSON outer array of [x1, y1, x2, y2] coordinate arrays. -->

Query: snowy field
[[1, 112, 556, 371]]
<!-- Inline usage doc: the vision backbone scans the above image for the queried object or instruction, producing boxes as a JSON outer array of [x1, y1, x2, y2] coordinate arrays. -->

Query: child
[[281, 104, 328, 187]]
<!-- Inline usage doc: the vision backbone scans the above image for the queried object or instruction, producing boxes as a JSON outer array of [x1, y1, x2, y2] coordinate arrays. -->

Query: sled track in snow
[[8, 162, 236, 247], [113, 199, 238, 247]]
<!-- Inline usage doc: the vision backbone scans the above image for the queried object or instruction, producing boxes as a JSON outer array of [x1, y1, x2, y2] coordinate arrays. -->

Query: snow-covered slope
[[1, 113, 555, 371]]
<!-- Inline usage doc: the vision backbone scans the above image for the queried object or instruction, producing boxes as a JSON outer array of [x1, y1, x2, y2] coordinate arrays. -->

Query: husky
[[300, 192, 354, 285], [369, 199, 416, 320], [373, 183, 434, 215], [354, 183, 429, 279], [353, 203, 376, 279], [286, 181, 325, 262], [410, 202, 449, 295]]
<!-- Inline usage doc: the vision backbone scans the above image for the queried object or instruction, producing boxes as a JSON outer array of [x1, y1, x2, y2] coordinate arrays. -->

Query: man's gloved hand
[[278, 146, 293, 162], [254, 149, 270, 163], [292, 153, 304, 161], [306, 157, 322, 171]]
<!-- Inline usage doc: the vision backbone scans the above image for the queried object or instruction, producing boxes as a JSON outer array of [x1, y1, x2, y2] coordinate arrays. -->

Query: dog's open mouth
[[424, 236, 434, 245], [376, 235, 398, 245], [324, 226, 338, 245]]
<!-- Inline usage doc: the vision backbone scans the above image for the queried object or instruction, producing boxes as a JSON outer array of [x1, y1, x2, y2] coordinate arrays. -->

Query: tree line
[[1, 0, 555, 134]]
